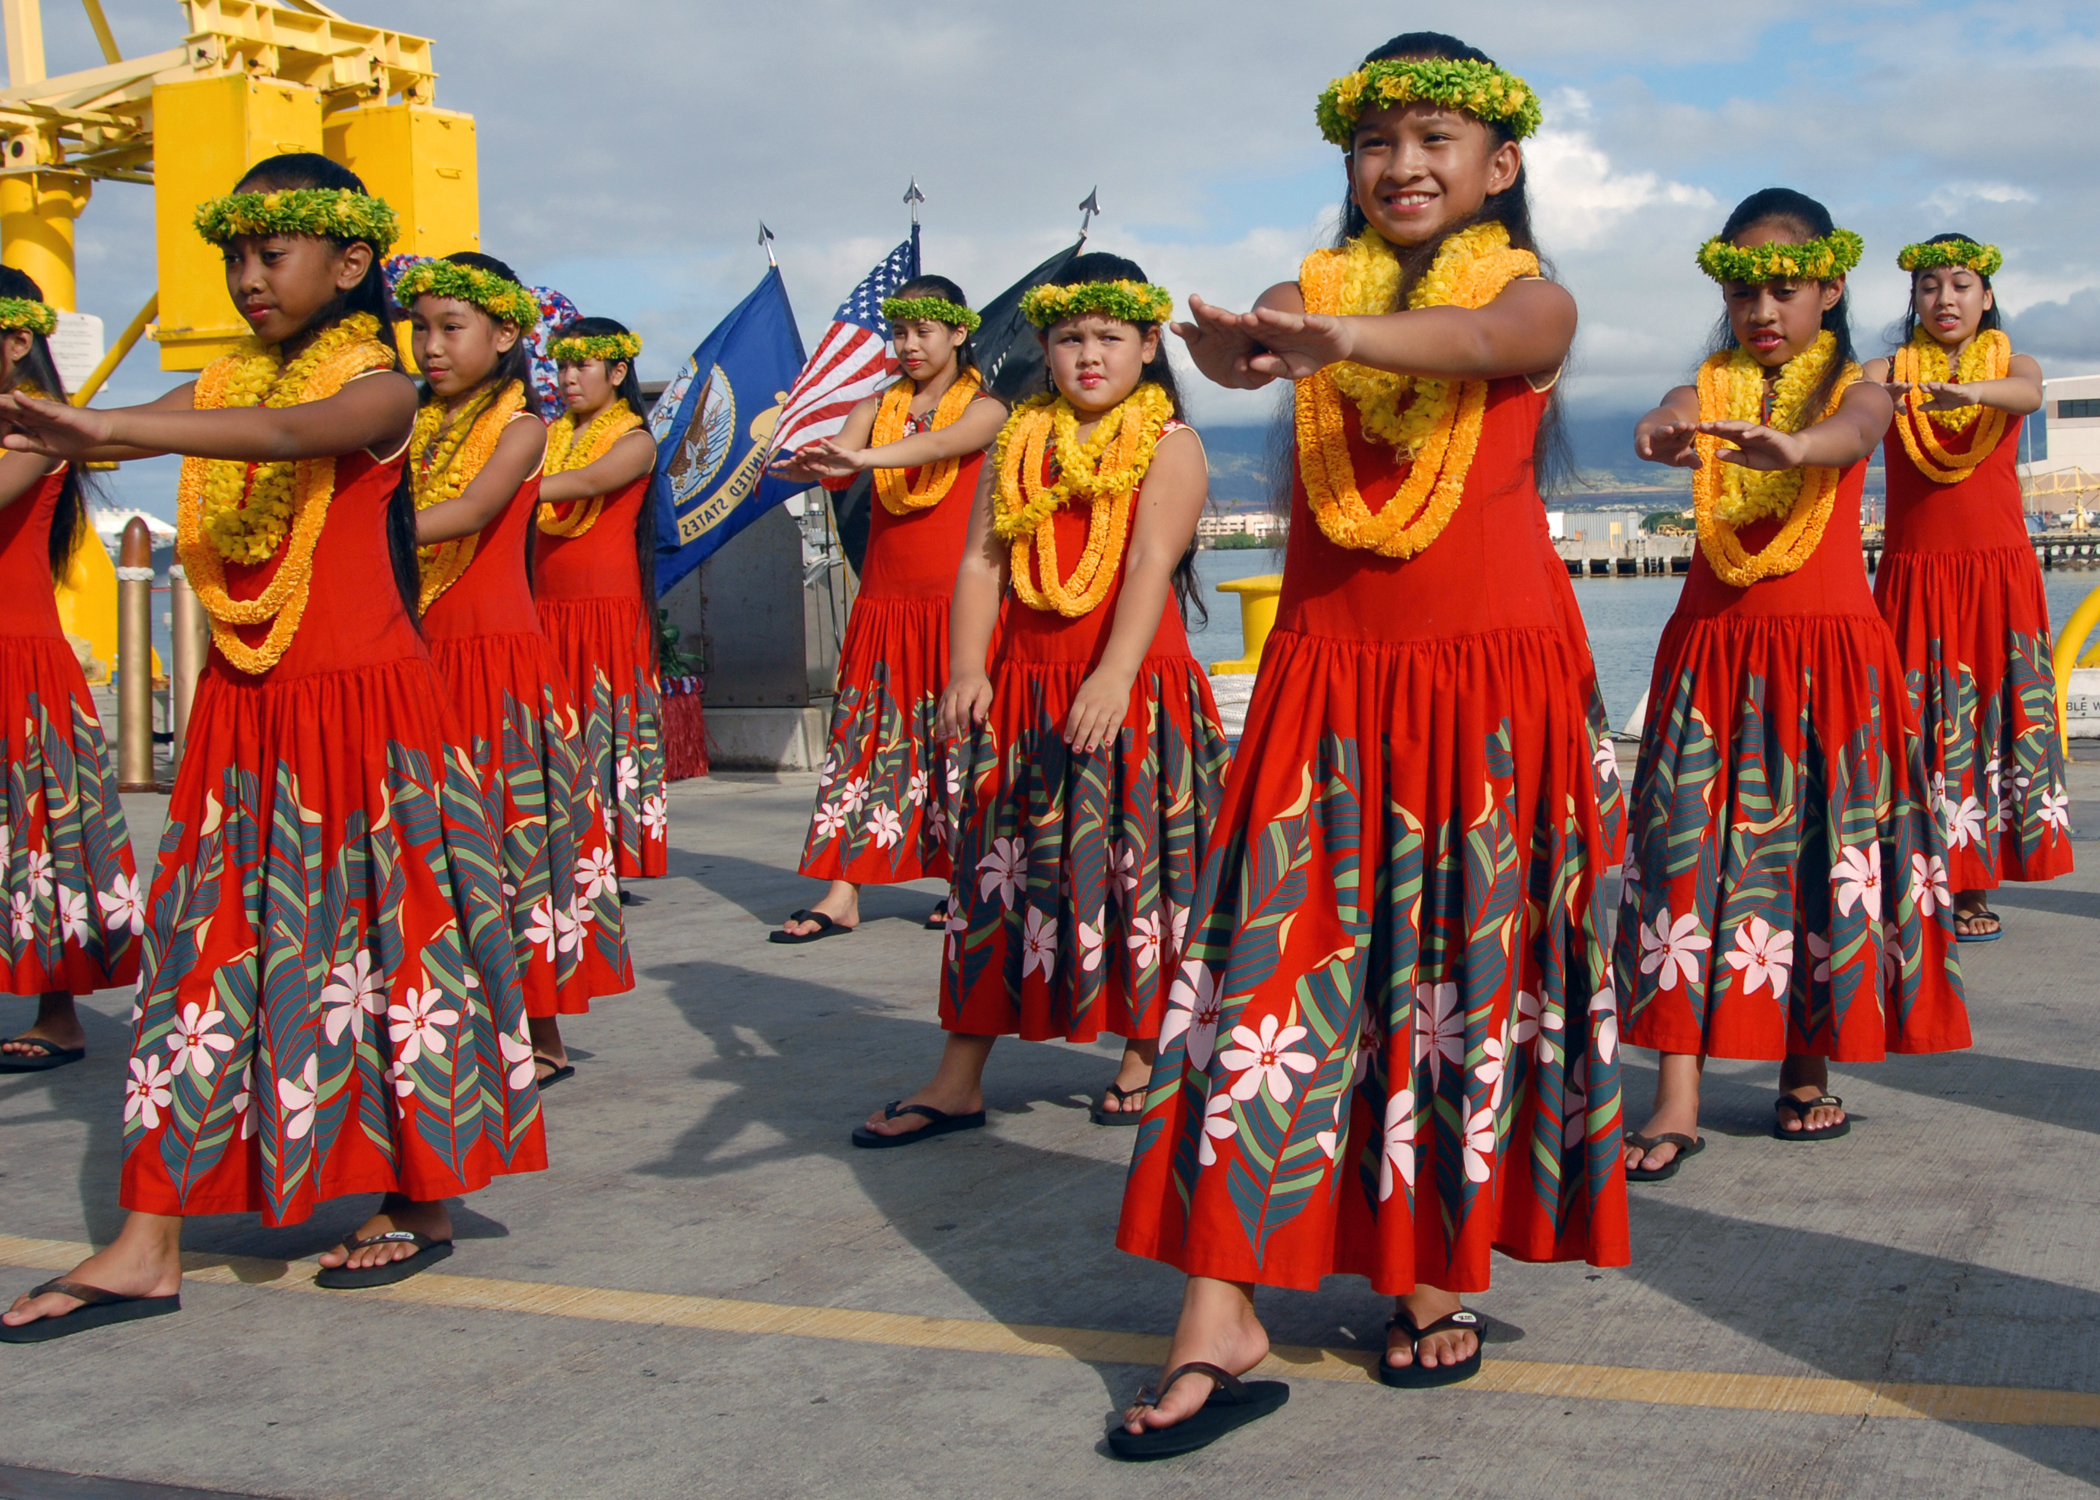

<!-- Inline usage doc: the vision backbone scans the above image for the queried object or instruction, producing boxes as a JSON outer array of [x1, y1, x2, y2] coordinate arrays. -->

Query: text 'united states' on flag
[[768, 234, 919, 460]]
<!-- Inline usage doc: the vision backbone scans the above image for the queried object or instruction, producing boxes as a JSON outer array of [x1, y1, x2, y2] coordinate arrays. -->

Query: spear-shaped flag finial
[[1077, 188, 1100, 241], [758, 221, 777, 267], [904, 178, 925, 227]]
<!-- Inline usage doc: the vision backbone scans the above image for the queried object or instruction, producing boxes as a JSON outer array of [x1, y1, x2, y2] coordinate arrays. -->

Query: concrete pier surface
[[4, 755, 2099, 1500]]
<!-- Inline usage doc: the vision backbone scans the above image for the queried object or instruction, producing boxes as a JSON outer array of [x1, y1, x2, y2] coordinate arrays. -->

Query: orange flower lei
[[412, 380, 529, 611], [1692, 346, 1861, 588], [991, 381, 1176, 617], [1295, 223, 1538, 557], [538, 403, 645, 537], [871, 368, 983, 515], [1890, 327, 2012, 485], [174, 315, 398, 675]]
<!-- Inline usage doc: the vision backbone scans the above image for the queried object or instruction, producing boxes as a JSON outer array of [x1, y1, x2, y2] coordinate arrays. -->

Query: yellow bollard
[[169, 565, 209, 769], [115, 518, 156, 791], [1210, 574, 1283, 676], [2052, 579, 2100, 755]]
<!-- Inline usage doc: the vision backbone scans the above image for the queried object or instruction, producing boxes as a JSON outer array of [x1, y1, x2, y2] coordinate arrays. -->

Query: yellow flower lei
[[411, 380, 529, 611], [871, 369, 983, 516], [1692, 332, 1862, 587], [991, 381, 1175, 617], [1295, 222, 1538, 557], [538, 404, 645, 537], [175, 314, 398, 674], [1890, 328, 2011, 486]]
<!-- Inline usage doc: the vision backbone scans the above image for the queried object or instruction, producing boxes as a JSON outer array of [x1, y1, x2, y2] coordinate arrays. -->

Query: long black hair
[[889, 275, 979, 375], [1706, 187, 1859, 427], [1038, 251, 1205, 626], [1892, 230, 2002, 348], [0, 267, 89, 580], [1324, 31, 1572, 497], [554, 315, 656, 654], [230, 153, 419, 622]]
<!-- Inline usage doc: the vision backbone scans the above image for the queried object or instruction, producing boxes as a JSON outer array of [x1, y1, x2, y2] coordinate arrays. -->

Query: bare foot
[[1123, 1277, 1269, 1435], [1629, 1050, 1705, 1173], [315, 1195, 452, 1272], [1777, 1054, 1843, 1134], [2, 992, 86, 1059], [1, 1211, 181, 1329], [861, 1034, 995, 1139], [1953, 892, 1999, 939], [1096, 1037, 1156, 1117], [780, 880, 860, 939], [1386, 1284, 1478, 1371], [529, 1015, 568, 1076]]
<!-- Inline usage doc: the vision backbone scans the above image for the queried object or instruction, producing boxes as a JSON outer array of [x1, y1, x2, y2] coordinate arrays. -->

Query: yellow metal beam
[[80, 0, 121, 64], [3, 0, 46, 87], [71, 289, 153, 405], [2052, 581, 2100, 752]]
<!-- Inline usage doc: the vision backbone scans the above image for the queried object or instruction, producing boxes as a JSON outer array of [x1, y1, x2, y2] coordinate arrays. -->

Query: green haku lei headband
[[1020, 279, 1173, 329], [549, 331, 642, 364], [193, 187, 401, 251], [880, 295, 982, 333], [1318, 57, 1542, 146], [1898, 239, 2003, 278], [0, 297, 58, 337], [394, 259, 541, 332], [1696, 228, 1865, 284]]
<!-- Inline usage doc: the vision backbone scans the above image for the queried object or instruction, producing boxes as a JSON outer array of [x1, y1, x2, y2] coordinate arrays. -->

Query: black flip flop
[[1773, 1093, 1849, 1142], [313, 1230, 455, 1289], [923, 901, 950, 931], [1956, 909, 2002, 944], [1624, 1131, 1704, 1183], [0, 1037, 86, 1074], [1107, 1362, 1289, 1461], [534, 1059, 577, 1088], [770, 909, 853, 945], [850, 1101, 986, 1149], [0, 1278, 179, 1343], [1377, 1306, 1484, 1388], [1090, 1082, 1146, 1127]]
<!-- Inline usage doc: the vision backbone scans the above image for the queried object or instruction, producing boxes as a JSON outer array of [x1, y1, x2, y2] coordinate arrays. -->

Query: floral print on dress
[[799, 659, 959, 886]]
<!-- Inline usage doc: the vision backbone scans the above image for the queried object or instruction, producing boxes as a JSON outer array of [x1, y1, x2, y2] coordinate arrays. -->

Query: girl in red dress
[[401, 253, 633, 1085], [0, 155, 543, 1342], [535, 319, 667, 882], [1865, 234, 2067, 941], [854, 254, 1225, 1144], [1617, 189, 1968, 1183], [1114, 34, 1627, 1456], [770, 277, 1007, 942], [0, 270, 141, 1075]]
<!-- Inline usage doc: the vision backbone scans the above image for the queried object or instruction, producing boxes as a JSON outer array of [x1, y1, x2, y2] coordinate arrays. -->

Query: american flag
[[769, 233, 918, 458]]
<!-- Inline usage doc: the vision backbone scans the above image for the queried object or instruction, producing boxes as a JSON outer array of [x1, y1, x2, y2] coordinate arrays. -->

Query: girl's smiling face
[[221, 232, 372, 346], [1912, 267, 1993, 348], [410, 296, 517, 400], [1043, 313, 1159, 416], [560, 356, 626, 416], [1724, 220, 1845, 370], [889, 317, 966, 384], [1348, 99, 1520, 247]]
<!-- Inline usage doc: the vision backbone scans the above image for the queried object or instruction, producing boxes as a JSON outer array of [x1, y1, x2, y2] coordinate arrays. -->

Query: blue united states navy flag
[[649, 266, 807, 593]]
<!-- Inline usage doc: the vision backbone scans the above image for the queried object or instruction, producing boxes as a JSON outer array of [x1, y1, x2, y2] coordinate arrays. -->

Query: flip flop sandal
[[1090, 1082, 1147, 1127], [1378, 1306, 1484, 1388], [0, 1037, 86, 1074], [769, 909, 853, 945], [1624, 1131, 1704, 1183], [923, 901, 951, 931], [0, 1278, 180, 1343], [850, 1101, 987, 1149], [1956, 909, 2002, 944], [1773, 1093, 1850, 1142], [313, 1230, 455, 1289], [534, 1059, 577, 1088], [1107, 1361, 1289, 1460]]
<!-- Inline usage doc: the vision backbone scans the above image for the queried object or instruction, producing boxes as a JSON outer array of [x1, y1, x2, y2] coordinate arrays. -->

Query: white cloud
[[1925, 181, 2040, 215], [1526, 129, 1715, 252]]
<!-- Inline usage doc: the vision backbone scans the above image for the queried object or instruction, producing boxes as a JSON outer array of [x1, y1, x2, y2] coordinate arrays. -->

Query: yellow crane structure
[[0, 0, 480, 669]]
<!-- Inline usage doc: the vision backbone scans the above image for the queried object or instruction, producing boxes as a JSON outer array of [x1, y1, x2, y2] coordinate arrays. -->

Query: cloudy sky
[[42, 0, 2100, 450]]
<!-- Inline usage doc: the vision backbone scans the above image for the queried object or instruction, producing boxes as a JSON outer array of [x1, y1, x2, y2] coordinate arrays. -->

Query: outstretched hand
[[1695, 420, 1811, 472], [1900, 380, 1980, 414], [0, 392, 110, 458], [1172, 295, 1277, 391], [769, 438, 863, 482], [1636, 420, 1702, 470]]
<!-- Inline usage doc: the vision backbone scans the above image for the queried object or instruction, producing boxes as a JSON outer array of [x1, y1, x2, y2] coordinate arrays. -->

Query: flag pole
[[904, 179, 924, 277], [1077, 187, 1100, 244], [758, 221, 778, 268]]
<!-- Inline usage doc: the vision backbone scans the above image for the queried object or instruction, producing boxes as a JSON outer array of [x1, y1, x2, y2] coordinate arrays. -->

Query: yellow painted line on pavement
[[2, 1235, 2092, 1428]]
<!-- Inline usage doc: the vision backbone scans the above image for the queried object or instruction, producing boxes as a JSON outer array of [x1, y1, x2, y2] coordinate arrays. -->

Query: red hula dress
[[1541, 504, 1628, 863], [0, 469, 141, 996], [799, 421, 985, 885], [420, 452, 632, 1018], [536, 474, 667, 879], [1616, 461, 1969, 1062], [942, 423, 1227, 1044], [1875, 409, 2072, 889], [121, 442, 545, 1225], [1118, 380, 1629, 1295]]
